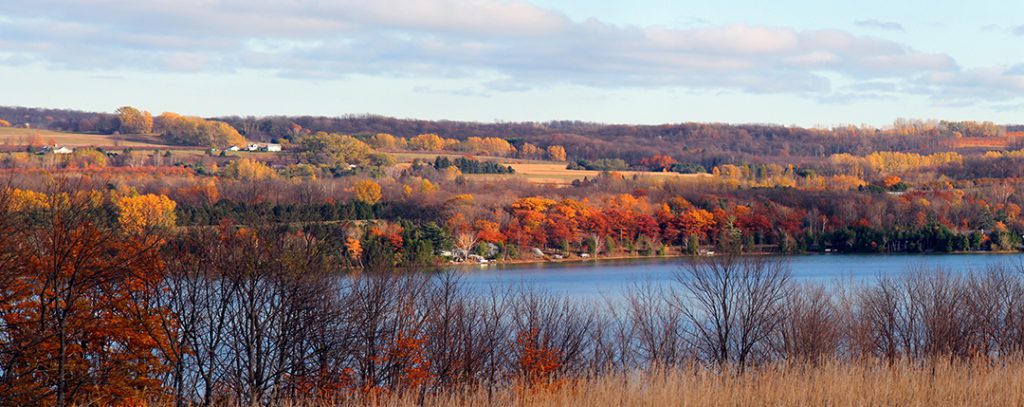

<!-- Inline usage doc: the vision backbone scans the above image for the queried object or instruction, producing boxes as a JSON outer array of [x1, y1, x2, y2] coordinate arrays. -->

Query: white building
[[41, 145, 73, 154], [263, 143, 282, 152]]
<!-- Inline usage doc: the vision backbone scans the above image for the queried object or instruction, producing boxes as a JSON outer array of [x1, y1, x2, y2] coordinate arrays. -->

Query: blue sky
[[0, 0, 1021, 126]]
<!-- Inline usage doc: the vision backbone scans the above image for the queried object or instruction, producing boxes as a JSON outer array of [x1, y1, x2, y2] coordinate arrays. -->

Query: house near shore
[[39, 145, 73, 155]]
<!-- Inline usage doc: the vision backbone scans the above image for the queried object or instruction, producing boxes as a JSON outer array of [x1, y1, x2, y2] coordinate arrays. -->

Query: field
[[380, 360, 1024, 406], [391, 151, 707, 185], [0, 127, 173, 148], [954, 136, 1010, 149], [503, 162, 706, 185]]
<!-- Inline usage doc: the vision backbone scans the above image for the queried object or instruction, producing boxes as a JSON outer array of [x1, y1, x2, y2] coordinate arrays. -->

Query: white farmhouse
[[41, 145, 73, 155]]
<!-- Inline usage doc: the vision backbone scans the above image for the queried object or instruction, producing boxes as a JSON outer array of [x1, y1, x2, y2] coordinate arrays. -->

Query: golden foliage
[[223, 158, 277, 181], [408, 133, 448, 151], [825, 175, 868, 191], [512, 196, 557, 212], [8, 188, 49, 211], [518, 142, 543, 159], [369, 133, 406, 149], [116, 106, 153, 134], [443, 166, 462, 181], [297, 132, 372, 167], [402, 177, 437, 198], [446, 194, 475, 206], [115, 194, 177, 233], [154, 112, 246, 148], [462, 137, 515, 156], [354, 179, 382, 204], [546, 145, 567, 161], [67, 148, 108, 168], [831, 151, 964, 174]]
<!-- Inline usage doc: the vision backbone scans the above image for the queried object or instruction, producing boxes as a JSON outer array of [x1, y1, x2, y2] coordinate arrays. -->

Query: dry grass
[[463, 163, 708, 185], [375, 360, 1024, 406], [0, 127, 170, 147], [506, 162, 706, 185]]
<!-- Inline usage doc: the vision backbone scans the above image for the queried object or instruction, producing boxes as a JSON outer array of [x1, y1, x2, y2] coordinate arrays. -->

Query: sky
[[0, 0, 1022, 126]]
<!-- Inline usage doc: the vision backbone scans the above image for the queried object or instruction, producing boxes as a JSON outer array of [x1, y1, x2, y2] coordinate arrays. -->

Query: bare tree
[[674, 255, 792, 367], [781, 283, 840, 362]]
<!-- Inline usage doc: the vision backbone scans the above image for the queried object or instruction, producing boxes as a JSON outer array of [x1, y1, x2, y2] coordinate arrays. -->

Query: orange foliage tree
[[0, 182, 173, 406], [640, 154, 676, 172], [516, 327, 563, 391]]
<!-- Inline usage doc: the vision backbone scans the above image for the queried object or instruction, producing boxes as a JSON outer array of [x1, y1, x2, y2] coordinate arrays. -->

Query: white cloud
[[854, 19, 905, 32], [0, 0, 1017, 107]]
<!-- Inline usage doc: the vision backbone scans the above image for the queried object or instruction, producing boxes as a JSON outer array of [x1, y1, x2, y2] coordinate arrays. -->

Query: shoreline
[[447, 250, 1024, 268]]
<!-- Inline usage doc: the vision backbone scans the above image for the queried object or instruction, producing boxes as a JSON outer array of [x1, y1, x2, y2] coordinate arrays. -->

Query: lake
[[453, 254, 1024, 298]]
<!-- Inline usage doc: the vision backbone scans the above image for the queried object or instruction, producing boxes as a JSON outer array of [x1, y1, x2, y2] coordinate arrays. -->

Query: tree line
[[7, 105, 1023, 170], [6, 181, 1024, 405], [423, 156, 515, 174]]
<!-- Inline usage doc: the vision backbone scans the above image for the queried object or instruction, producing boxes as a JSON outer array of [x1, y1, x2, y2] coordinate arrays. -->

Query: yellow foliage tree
[[443, 166, 462, 181], [446, 194, 475, 206], [403, 177, 437, 198], [408, 133, 447, 151], [546, 145, 567, 161], [863, 151, 962, 174], [826, 175, 868, 191], [354, 179, 382, 204], [8, 189, 50, 211], [116, 194, 177, 234], [154, 112, 245, 148], [67, 149, 108, 168], [462, 137, 514, 156], [116, 106, 153, 134], [297, 132, 372, 167], [512, 196, 557, 212], [518, 142, 543, 159], [223, 158, 277, 181], [0, 119, 11, 127], [369, 133, 406, 149]]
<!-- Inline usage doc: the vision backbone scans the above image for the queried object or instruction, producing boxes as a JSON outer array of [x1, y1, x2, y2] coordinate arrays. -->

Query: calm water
[[452, 254, 1024, 298]]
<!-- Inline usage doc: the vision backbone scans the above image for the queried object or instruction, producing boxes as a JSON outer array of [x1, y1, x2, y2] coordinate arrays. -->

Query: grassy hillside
[[0, 127, 172, 148]]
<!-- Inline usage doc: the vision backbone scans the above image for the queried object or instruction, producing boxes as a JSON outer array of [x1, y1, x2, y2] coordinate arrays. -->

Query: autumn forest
[[3, 105, 1024, 405]]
